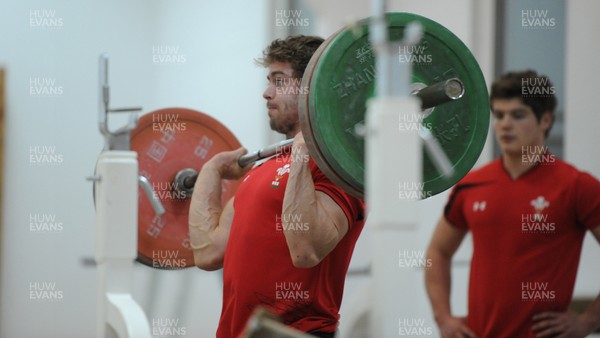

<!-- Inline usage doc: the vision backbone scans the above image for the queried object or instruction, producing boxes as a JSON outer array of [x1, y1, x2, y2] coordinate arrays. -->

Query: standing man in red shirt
[[425, 70, 600, 337], [188, 35, 366, 338]]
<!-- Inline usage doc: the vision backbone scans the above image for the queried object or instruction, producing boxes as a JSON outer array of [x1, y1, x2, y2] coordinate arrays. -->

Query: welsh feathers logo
[[271, 164, 290, 188], [530, 196, 549, 221]]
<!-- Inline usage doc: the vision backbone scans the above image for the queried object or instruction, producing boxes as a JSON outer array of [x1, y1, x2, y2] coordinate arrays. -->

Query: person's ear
[[540, 111, 553, 132]]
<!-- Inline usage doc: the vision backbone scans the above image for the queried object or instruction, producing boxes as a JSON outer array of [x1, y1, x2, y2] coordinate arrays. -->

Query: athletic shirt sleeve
[[444, 184, 469, 230], [574, 172, 600, 230], [309, 159, 365, 228]]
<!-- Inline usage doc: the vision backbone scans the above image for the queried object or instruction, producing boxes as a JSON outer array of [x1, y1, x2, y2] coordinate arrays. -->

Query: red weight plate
[[131, 108, 241, 269]]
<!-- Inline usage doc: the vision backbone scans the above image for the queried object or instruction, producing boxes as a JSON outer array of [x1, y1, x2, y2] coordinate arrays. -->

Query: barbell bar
[[173, 77, 465, 194]]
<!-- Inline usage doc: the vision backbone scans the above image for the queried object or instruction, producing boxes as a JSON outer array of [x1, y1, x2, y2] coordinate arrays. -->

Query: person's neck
[[285, 127, 301, 139], [502, 143, 547, 180], [502, 154, 536, 180]]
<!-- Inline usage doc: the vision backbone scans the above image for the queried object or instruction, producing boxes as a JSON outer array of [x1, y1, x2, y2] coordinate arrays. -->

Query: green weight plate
[[300, 12, 489, 199]]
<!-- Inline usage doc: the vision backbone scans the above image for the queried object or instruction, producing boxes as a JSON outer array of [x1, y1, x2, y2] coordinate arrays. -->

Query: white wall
[[148, 1, 272, 152], [565, 0, 600, 300], [565, 1, 600, 188], [0, 0, 268, 337], [1, 1, 156, 336]]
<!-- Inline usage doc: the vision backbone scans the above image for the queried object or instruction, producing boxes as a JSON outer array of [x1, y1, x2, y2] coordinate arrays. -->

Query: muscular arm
[[532, 225, 600, 338], [282, 133, 350, 268], [188, 148, 250, 271], [426, 216, 476, 338]]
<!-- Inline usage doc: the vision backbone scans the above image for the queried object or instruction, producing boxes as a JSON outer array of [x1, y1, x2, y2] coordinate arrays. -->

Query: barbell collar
[[414, 78, 464, 110], [174, 168, 198, 195]]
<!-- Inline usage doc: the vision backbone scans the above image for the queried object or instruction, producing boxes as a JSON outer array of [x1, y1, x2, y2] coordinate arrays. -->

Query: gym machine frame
[[91, 54, 163, 338]]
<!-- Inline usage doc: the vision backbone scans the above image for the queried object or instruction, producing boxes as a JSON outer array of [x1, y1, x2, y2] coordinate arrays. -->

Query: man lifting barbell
[[188, 35, 366, 338], [133, 12, 491, 271], [131, 12, 493, 337], [425, 70, 600, 338]]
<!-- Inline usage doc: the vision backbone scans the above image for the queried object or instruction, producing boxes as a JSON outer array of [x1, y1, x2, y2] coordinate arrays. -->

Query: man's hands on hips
[[204, 147, 252, 180], [437, 315, 477, 338], [532, 311, 596, 338]]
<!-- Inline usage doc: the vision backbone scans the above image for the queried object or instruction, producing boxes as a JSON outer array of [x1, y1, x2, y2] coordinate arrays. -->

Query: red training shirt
[[444, 157, 600, 337], [217, 152, 366, 338]]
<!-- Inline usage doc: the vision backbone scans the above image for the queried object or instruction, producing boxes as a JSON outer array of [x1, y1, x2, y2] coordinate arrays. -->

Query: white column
[[95, 151, 151, 338], [367, 96, 422, 337]]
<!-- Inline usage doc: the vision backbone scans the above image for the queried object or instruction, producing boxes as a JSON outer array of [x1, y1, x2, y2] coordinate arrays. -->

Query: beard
[[268, 102, 298, 135], [269, 116, 297, 135]]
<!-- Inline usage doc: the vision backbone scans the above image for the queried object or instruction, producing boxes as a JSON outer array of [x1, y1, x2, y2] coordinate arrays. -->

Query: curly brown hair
[[257, 35, 324, 78], [490, 70, 557, 137]]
